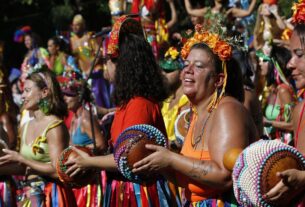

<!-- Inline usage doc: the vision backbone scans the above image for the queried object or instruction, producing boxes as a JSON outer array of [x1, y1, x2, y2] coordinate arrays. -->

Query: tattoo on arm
[[188, 160, 211, 180]]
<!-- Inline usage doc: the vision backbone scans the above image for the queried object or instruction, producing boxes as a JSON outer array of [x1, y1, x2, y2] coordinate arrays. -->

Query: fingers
[[145, 144, 162, 151], [65, 164, 78, 176], [133, 155, 151, 169], [70, 168, 82, 177], [132, 162, 152, 173]]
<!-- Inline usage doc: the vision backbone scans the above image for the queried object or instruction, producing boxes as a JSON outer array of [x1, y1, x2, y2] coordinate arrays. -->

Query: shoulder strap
[[21, 121, 30, 144], [41, 120, 63, 137], [295, 102, 305, 147]]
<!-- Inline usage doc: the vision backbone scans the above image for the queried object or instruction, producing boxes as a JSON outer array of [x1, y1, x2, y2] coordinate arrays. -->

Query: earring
[[38, 98, 50, 115]]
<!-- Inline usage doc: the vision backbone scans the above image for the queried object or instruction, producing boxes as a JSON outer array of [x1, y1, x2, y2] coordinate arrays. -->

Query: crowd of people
[[1, 0, 305, 206]]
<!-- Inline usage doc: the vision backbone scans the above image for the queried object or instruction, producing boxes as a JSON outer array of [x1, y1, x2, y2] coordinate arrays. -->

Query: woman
[[59, 71, 107, 206], [257, 45, 295, 144], [0, 67, 76, 206], [132, 24, 258, 206], [47, 36, 79, 76], [253, 1, 286, 50], [64, 15, 178, 206], [264, 2, 305, 203], [20, 32, 49, 86]]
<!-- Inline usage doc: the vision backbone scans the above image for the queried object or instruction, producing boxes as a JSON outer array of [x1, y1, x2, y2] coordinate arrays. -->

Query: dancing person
[[132, 24, 258, 206], [64, 15, 180, 207], [0, 67, 76, 206]]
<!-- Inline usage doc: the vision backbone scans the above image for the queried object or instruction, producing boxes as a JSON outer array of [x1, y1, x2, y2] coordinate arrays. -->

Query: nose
[[287, 56, 297, 71]]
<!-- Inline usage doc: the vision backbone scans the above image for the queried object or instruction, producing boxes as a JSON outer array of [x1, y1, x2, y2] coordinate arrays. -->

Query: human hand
[[264, 170, 305, 205], [64, 147, 91, 177], [263, 117, 272, 125], [132, 144, 172, 174], [0, 149, 23, 165], [269, 4, 278, 15]]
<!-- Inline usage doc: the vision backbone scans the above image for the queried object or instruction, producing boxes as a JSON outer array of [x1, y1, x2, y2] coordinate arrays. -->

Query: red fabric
[[64, 110, 74, 130], [111, 96, 167, 143]]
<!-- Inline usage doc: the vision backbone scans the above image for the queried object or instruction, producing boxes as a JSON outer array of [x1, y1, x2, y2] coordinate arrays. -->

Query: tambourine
[[174, 108, 191, 144], [113, 124, 167, 183], [231, 140, 305, 206], [56, 146, 95, 188]]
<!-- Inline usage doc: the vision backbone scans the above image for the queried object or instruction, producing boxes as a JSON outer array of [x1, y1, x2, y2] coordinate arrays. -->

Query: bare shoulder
[[216, 96, 247, 116]]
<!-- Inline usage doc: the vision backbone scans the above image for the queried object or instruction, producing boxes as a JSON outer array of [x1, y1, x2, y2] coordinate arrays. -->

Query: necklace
[[191, 112, 211, 149]]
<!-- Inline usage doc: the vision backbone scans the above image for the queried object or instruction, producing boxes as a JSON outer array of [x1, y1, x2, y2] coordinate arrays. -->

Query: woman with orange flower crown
[[63, 15, 180, 207], [132, 23, 258, 206], [263, 1, 305, 205]]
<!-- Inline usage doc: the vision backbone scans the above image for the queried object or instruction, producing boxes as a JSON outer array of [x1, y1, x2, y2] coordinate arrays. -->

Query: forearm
[[86, 154, 118, 172], [170, 153, 232, 189], [184, 0, 205, 16], [274, 14, 286, 30], [270, 121, 293, 131], [21, 157, 57, 178], [167, 1, 177, 29]]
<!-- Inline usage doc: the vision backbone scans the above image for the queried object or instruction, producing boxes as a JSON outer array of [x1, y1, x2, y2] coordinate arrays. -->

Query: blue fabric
[[72, 127, 93, 146]]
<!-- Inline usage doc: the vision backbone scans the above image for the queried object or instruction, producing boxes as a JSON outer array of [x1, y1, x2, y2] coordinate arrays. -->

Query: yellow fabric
[[20, 120, 63, 163], [161, 95, 189, 141]]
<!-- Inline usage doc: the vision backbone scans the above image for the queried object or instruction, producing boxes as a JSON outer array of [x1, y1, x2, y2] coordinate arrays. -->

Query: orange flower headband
[[181, 24, 239, 112], [107, 14, 145, 58], [181, 24, 233, 61], [292, 0, 305, 24]]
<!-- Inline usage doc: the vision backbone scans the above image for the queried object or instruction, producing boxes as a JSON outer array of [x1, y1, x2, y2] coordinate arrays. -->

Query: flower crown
[[181, 24, 236, 61], [292, 0, 305, 24]]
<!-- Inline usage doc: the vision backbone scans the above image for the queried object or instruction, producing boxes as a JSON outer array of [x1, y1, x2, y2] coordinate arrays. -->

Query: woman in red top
[[65, 15, 178, 207]]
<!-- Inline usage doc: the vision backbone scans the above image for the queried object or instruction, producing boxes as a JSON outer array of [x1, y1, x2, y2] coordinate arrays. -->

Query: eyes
[[183, 60, 206, 70], [295, 49, 305, 58]]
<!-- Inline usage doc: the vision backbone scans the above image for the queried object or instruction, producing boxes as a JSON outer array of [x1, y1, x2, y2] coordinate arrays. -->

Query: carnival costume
[[70, 14, 113, 109], [160, 47, 189, 142], [179, 23, 242, 206], [256, 50, 295, 144], [57, 71, 103, 207], [18, 120, 76, 207], [103, 15, 180, 207]]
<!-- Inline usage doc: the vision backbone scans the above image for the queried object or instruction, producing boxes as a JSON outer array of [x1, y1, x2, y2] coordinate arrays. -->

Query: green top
[[20, 120, 63, 163]]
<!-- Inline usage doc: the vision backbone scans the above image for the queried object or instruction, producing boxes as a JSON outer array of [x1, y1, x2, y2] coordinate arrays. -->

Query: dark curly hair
[[112, 33, 169, 106]]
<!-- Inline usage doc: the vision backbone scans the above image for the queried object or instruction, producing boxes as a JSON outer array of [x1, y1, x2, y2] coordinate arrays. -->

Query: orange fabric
[[111, 96, 167, 143], [178, 114, 219, 202]]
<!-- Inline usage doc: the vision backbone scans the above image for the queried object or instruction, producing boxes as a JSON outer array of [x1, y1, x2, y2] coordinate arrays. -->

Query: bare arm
[[64, 150, 118, 177], [226, 0, 257, 18], [133, 99, 252, 189], [184, 0, 207, 17], [166, 0, 177, 29], [82, 110, 108, 153], [1, 113, 17, 149]]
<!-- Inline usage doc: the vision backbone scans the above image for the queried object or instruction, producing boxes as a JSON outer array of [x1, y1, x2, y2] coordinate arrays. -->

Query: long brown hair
[[26, 66, 68, 118]]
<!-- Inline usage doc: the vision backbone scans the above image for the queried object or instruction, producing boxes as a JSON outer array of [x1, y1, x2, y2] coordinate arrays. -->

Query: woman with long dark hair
[[64, 15, 178, 206]]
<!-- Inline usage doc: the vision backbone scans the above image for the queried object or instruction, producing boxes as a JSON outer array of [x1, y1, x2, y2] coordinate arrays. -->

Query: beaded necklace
[[191, 112, 211, 149]]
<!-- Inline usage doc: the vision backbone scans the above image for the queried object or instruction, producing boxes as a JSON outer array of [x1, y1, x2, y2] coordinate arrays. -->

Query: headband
[[107, 15, 145, 58]]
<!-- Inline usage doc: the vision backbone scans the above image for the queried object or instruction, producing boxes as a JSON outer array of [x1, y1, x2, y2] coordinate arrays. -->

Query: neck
[[192, 94, 213, 116], [214, 2, 222, 11], [33, 110, 46, 121]]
